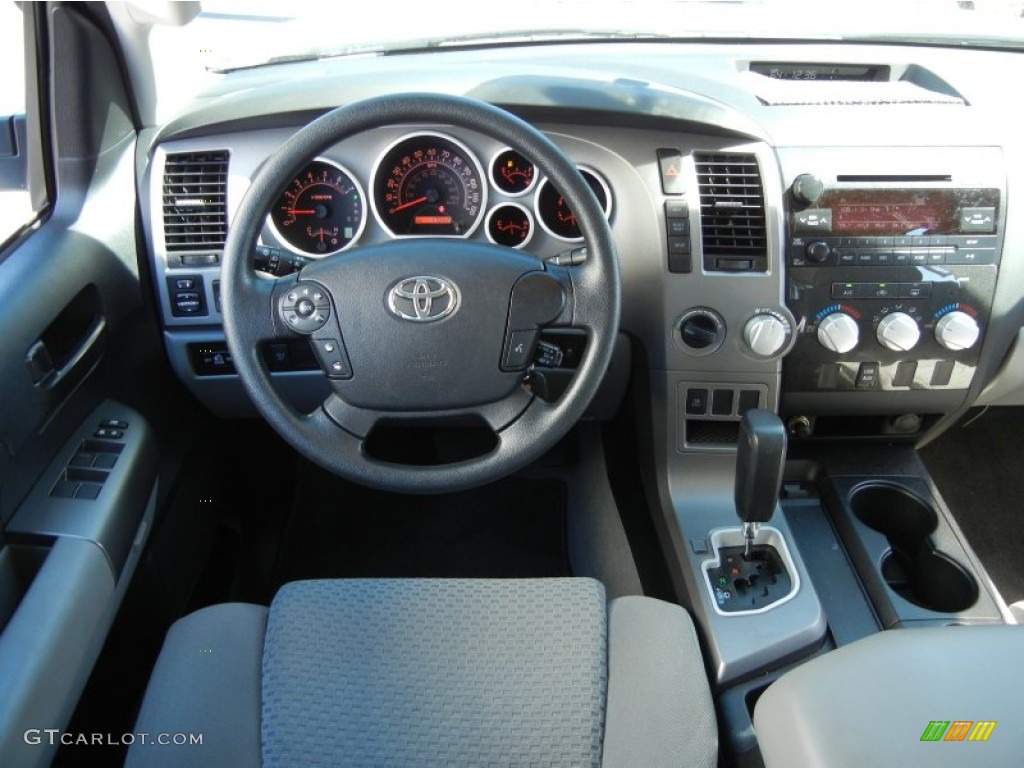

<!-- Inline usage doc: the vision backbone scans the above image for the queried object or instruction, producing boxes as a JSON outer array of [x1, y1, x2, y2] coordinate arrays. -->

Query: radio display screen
[[819, 189, 999, 236]]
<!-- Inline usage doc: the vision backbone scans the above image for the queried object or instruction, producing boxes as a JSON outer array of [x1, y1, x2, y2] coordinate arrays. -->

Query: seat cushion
[[129, 578, 716, 767], [126, 602, 266, 767], [261, 578, 607, 768]]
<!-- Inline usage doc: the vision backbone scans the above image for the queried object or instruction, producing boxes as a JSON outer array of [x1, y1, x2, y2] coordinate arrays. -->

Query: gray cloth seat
[[127, 578, 716, 768]]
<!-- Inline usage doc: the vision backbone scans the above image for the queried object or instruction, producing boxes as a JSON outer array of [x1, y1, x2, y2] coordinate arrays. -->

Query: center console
[[647, 142, 1013, 765]]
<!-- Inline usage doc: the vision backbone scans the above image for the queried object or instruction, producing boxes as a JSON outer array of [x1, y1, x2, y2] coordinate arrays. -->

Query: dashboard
[[139, 39, 1024, 450]]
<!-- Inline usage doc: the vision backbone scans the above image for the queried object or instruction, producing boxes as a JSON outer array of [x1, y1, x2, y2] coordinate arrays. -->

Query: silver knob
[[876, 312, 921, 352], [935, 311, 980, 351], [817, 312, 859, 354], [744, 314, 789, 357]]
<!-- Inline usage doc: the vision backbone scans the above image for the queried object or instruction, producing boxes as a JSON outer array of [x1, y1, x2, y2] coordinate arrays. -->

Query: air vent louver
[[694, 152, 767, 272], [162, 151, 229, 253]]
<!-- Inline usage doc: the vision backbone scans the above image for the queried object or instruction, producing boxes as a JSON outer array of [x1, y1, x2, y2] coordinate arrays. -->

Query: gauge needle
[[288, 209, 316, 215], [389, 196, 428, 214]]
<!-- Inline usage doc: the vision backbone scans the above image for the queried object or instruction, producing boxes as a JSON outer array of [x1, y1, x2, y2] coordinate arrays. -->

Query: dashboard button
[[685, 388, 708, 415], [711, 389, 734, 416], [667, 217, 689, 236], [794, 209, 833, 234], [951, 248, 996, 265], [665, 200, 689, 217], [893, 361, 918, 388], [959, 207, 996, 233], [838, 251, 856, 265], [931, 360, 955, 386], [656, 149, 685, 194], [855, 362, 880, 389], [899, 282, 932, 299]]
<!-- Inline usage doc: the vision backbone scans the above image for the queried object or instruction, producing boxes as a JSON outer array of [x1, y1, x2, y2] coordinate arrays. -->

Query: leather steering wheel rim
[[221, 93, 620, 493]]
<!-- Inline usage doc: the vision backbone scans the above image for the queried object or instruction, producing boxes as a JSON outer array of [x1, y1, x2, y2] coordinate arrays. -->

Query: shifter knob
[[735, 408, 787, 526]]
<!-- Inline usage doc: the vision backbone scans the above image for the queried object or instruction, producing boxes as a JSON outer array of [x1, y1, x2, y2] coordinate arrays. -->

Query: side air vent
[[162, 151, 229, 254], [694, 152, 768, 273]]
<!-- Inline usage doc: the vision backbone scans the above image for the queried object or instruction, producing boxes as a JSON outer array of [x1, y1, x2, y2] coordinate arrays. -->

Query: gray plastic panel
[[0, 538, 114, 768], [644, 371, 825, 685], [8, 403, 158, 577]]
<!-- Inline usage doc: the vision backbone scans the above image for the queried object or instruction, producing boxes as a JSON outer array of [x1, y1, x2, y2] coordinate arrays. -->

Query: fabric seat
[[127, 578, 716, 767]]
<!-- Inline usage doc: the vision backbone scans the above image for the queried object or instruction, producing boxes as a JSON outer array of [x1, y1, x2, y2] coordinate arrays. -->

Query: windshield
[[145, 0, 1024, 120]]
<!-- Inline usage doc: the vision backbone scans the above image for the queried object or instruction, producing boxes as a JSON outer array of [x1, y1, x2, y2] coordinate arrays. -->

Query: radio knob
[[744, 314, 790, 358], [935, 311, 981, 351], [876, 312, 921, 352], [792, 173, 825, 205], [805, 241, 831, 263], [817, 312, 859, 354]]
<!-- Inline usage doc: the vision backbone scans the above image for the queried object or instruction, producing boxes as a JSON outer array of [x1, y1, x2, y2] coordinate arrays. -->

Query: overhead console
[[777, 146, 1004, 439]]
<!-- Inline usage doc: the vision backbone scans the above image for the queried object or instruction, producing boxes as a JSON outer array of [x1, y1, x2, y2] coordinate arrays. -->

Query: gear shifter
[[735, 408, 787, 557]]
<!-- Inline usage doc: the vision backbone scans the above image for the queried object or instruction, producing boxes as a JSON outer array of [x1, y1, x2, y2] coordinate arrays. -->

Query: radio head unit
[[793, 188, 999, 239]]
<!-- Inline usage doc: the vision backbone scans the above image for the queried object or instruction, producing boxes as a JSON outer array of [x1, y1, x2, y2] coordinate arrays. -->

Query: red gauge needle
[[389, 196, 428, 214], [288, 209, 316, 215]]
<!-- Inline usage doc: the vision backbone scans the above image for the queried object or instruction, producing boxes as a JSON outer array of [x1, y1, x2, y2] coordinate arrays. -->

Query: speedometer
[[372, 133, 486, 237]]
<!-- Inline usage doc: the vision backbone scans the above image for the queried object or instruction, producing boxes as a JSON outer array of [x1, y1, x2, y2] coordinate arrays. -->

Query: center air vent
[[162, 150, 229, 254], [694, 152, 767, 273]]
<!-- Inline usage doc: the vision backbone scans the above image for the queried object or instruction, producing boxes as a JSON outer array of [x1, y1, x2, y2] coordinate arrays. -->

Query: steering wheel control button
[[503, 330, 540, 371], [279, 283, 332, 333], [312, 338, 352, 379]]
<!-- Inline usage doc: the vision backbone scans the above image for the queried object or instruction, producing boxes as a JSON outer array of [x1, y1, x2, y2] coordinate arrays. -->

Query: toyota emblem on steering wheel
[[387, 276, 460, 322]]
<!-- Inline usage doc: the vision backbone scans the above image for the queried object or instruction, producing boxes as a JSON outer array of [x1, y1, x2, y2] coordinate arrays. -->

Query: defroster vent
[[162, 151, 229, 254], [694, 152, 767, 272]]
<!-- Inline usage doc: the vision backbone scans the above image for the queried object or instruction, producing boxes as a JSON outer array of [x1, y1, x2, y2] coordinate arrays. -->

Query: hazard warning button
[[657, 148, 685, 195]]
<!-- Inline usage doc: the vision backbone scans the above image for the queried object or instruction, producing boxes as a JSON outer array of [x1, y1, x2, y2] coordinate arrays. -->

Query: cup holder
[[849, 483, 978, 613]]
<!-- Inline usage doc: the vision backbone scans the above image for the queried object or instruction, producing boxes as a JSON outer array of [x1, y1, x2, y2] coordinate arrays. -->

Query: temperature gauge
[[486, 203, 533, 248], [535, 168, 611, 242], [490, 149, 536, 195]]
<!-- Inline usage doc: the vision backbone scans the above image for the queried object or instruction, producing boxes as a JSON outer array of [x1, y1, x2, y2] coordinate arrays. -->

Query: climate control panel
[[784, 264, 996, 393]]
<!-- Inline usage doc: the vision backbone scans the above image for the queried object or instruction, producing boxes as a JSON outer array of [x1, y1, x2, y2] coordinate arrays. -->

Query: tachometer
[[372, 133, 486, 237], [535, 168, 612, 242], [269, 159, 366, 256]]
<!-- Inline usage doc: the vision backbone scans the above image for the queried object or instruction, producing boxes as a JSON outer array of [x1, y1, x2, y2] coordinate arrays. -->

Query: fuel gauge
[[490, 149, 536, 196], [486, 203, 534, 248]]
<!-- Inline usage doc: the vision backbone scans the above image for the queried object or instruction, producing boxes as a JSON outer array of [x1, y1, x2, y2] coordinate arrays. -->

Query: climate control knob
[[876, 312, 920, 352], [817, 312, 859, 354], [744, 314, 790, 358], [935, 311, 981, 351]]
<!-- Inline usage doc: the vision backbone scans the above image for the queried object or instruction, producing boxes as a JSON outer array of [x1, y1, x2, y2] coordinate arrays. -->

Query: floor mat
[[273, 462, 570, 586], [920, 408, 1024, 605]]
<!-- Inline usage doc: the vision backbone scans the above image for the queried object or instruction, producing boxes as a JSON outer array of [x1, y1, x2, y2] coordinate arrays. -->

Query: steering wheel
[[221, 94, 620, 493]]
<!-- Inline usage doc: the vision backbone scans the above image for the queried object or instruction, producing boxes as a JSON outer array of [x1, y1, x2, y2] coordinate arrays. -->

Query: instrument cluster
[[265, 130, 612, 258]]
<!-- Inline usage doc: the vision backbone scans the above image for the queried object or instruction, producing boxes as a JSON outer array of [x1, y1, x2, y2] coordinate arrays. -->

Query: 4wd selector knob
[[744, 314, 790, 358], [876, 312, 920, 352], [935, 311, 981, 351], [817, 312, 859, 354]]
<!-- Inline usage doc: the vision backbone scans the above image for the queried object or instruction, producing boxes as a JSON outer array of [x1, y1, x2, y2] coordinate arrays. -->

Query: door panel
[[0, 6, 158, 765]]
